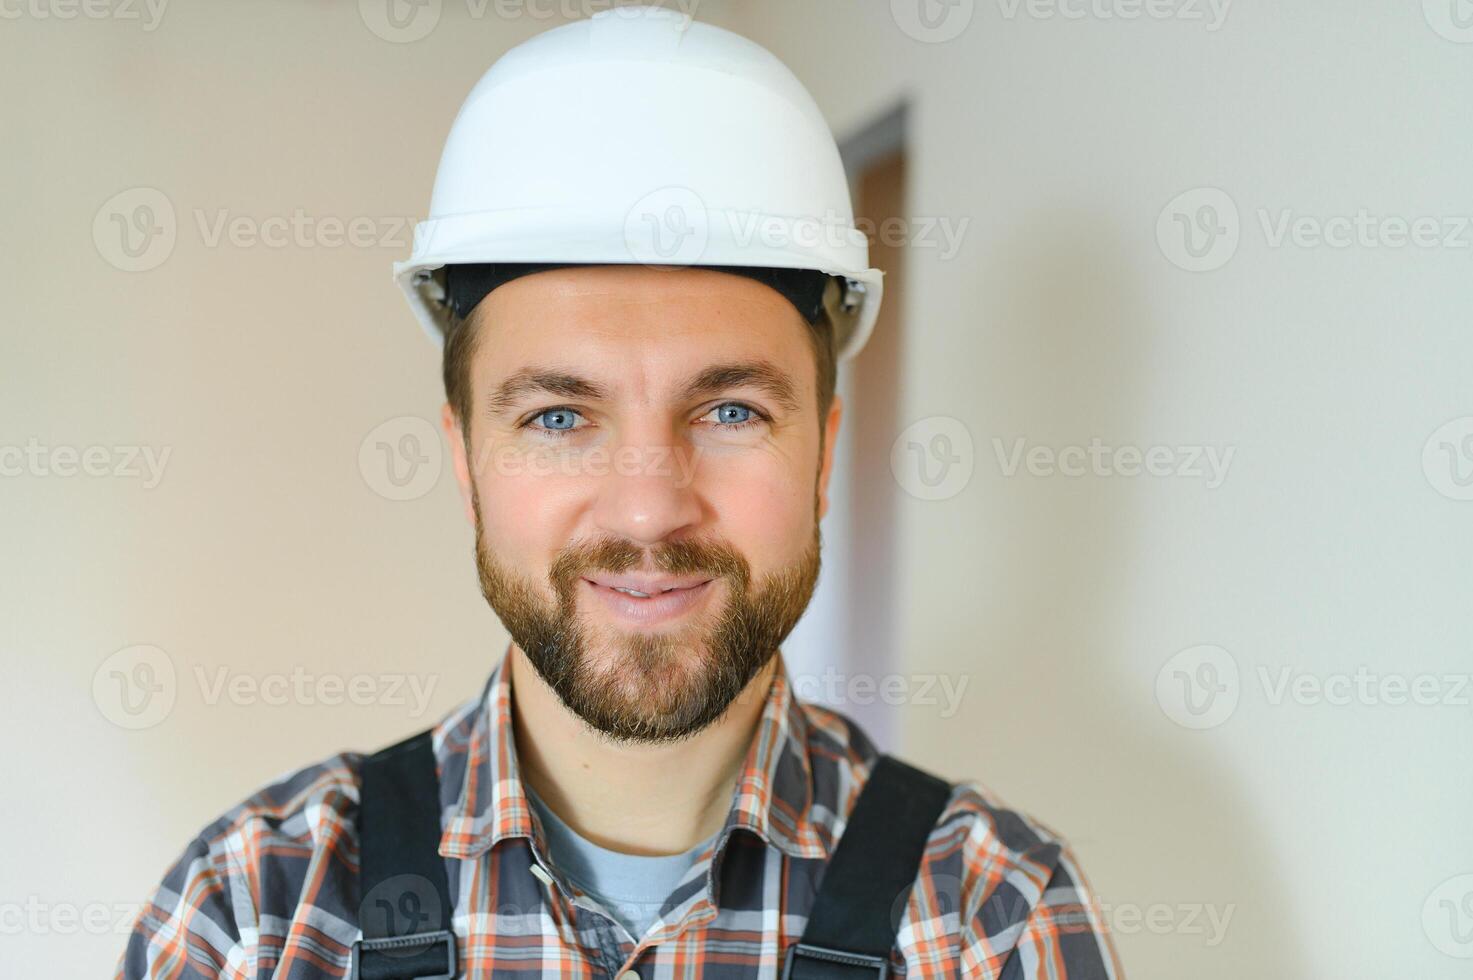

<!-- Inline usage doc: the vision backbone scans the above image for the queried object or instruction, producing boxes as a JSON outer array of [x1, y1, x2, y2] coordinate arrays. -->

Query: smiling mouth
[[579, 576, 718, 626], [582, 578, 713, 598]]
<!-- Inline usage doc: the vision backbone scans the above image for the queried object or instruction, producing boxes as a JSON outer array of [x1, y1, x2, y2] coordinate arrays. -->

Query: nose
[[588, 432, 704, 547]]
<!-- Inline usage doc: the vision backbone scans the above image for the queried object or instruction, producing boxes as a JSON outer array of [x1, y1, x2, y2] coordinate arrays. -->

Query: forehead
[[467, 265, 817, 394]]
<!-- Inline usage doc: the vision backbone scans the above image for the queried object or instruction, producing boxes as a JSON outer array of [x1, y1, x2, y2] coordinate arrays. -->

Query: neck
[[508, 644, 778, 856]]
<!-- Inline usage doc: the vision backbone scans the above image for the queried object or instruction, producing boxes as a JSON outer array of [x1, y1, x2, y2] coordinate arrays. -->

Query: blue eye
[[703, 402, 767, 432], [531, 408, 581, 433], [522, 402, 767, 440]]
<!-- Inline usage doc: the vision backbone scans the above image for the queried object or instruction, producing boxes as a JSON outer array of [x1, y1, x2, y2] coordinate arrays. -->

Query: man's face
[[444, 265, 843, 743]]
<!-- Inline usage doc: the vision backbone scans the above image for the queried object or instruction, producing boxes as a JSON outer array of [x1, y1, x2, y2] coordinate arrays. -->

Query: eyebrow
[[485, 360, 802, 419]]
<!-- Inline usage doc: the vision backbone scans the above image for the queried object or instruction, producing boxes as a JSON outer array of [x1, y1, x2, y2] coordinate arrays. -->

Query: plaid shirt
[[117, 645, 1123, 979]]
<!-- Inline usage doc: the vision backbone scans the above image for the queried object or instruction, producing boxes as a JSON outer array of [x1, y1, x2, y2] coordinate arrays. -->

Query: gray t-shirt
[[525, 782, 718, 941]]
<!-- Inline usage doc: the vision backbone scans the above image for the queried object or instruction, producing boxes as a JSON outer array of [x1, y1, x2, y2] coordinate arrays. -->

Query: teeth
[[612, 586, 653, 598]]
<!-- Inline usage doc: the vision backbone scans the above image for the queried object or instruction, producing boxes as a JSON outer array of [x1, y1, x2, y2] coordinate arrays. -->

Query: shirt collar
[[438, 643, 828, 862]]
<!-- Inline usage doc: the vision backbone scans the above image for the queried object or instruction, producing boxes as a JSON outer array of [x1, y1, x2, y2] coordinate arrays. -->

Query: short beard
[[472, 492, 821, 744]]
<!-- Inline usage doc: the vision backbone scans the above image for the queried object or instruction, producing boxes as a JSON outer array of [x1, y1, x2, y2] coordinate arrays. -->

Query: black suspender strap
[[783, 754, 954, 980], [350, 729, 459, 980], [347, 734, 943, 980]]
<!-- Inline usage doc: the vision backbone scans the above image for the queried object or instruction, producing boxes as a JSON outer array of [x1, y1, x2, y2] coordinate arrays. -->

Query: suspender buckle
[[349, 929, 458, 980], [782, 941, 889, 979]]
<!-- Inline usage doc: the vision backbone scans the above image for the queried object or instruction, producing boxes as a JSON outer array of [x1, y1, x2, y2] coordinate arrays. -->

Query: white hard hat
[[393, 4, 884, 362]]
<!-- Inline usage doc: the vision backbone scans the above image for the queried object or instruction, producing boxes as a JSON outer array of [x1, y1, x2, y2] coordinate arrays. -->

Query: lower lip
[[581, 577, 715, 627]]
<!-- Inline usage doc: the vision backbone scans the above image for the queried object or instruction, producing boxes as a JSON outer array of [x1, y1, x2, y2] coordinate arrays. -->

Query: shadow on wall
[[909, 206, 1304, 979]]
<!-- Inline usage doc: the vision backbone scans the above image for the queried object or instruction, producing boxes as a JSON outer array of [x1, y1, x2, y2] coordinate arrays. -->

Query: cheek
[[468, 442, 582, 562], [698, 451, 816, 568]]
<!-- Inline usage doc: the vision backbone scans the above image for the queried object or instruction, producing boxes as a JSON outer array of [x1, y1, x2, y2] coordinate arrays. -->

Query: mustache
[[549, 536, 750, 598]]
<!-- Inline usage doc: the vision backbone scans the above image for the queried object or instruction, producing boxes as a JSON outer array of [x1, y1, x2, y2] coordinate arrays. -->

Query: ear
[[442, 402, 476, 526], [816, 392, 843, 522]]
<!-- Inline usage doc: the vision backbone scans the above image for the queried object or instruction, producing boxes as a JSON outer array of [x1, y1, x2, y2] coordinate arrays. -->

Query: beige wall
[[726, 2, 1473, 979], [3, 2, 1471, 978], [0, 3, 745, 973]]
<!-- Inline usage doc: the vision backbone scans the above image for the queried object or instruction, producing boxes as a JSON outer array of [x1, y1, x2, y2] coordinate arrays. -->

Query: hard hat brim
[[392, 207, 884, 362]]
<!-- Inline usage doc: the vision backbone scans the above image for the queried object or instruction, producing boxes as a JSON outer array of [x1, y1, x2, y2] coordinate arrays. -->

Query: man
[[118, 7, 1121, 978]]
